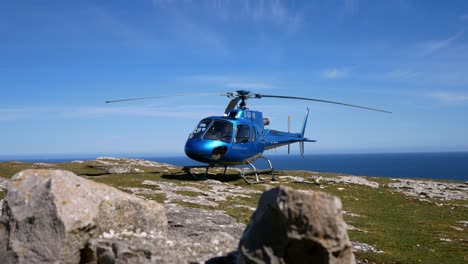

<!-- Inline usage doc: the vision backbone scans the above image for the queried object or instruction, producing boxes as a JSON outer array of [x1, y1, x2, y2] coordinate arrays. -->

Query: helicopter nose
[[184, 139, 228, 162]]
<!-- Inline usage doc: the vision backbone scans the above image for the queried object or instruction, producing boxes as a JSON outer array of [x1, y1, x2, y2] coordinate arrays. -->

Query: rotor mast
[[237, 90, 250, 109]]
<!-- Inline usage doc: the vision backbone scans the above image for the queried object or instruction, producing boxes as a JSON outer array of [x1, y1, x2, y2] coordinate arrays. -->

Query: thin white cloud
[[182, 74, 277, 90], [428, 92, 468, 104], [173, 15, 230, 56], [91, 7, 159, 48], [147, 1, 232, 56], [149, 1, 303, 58], [381, 69, 419, 80], [343, 0, 360, 16], [152, 0, 178, 8], [226, 82, 274, 90], [0, 107, 64, 121], [183, 74, 232, 83], [418, 32, 462, 56], [320, 68, 351, 79], [0, 106, 220, 121], [64, 106, 218, 119], [460, 14, 468, 21], [152, 0, 302, 32], [0, 112, 22, 121], [241, 0, 302, 31]]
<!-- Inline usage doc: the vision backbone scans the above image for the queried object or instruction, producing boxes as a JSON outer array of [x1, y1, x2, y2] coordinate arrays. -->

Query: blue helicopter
[[106, 90, 390, 183]]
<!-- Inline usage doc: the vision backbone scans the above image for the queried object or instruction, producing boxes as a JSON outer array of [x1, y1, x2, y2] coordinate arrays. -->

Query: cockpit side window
[[189, 119, 211, 139], [203, 120, 233, 143], [235, 124, 250, 143]]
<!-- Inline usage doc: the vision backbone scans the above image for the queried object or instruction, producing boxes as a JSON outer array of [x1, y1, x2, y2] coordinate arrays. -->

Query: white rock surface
[[387, 179, 468, 200]]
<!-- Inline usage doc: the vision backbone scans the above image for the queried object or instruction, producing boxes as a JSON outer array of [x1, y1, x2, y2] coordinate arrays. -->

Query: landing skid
[[182, 156, 275, 184], [182, 165, 212, 180]]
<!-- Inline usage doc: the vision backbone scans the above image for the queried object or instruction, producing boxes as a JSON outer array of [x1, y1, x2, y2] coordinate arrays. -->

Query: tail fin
[[300, 108, 310, 157], [288, 115, 291, 154], [300, 108, 310, 137]]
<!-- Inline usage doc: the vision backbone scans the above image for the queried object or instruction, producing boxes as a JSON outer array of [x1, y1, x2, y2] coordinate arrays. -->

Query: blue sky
[[1, 0, 468, 157]]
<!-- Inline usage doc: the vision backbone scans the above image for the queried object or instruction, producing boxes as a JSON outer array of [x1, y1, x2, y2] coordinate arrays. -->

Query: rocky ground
[[84, 203, 245, 263], [387, 178, 468, 201], [0, 157, 467, 263], [0, 176, 8, 191]]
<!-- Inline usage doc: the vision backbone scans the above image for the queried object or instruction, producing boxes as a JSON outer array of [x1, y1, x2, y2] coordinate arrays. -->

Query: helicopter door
[[235, 124, 250, 144], [252, 126, 257, 142]]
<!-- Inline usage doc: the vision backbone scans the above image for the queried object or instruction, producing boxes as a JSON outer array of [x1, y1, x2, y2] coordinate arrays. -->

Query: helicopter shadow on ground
[[79, 166, 111, 177], [79, 172, 110, 177], [159, 171, 244, 183]]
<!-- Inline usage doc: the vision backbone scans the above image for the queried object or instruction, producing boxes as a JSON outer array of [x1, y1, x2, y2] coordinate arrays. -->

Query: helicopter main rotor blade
[[105, 93, 229, 103], [257, 94, 392, 114], [224, 97, 241, 114]]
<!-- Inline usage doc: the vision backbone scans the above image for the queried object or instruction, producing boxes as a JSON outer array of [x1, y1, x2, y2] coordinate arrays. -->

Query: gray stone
[[0, 169, 167, 264], [83, 238, 154, 264], [0, 176, 9, 193], [351, 242, 383, 253], [90, 157, 174, 174], [82, 202, 245, 263], [310, 175, 379, 188], [387, 179, 468, 201], [91, 164, 141, 174], [96, 157, 172, 168], [127, 179, 261, 208], [238, 186, 355, 264], [91, 157, 175, 174]]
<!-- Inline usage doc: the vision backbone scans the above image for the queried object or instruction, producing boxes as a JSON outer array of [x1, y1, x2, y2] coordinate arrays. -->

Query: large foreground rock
[[238, 186, 354, 264], [0, 169, 167, 264]]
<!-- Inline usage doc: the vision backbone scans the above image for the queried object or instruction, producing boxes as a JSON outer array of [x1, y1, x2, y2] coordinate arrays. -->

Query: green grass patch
[[0, 162, 57, 179], [221, 205, 255, 224], [138, 193, 166, 203], [174, 190, 203, 197], [89, 173, 162, 189], [174, 200, 215, 210]]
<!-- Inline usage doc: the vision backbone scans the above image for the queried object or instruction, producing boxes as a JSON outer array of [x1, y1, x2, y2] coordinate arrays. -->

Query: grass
[[221, 204, 255, 224], [174, 190, 204, 197], [138, 193, 166, 203], [0, 161, 466, 263]]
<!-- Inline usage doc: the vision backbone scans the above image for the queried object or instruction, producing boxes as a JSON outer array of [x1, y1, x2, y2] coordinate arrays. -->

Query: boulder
[[238, 186, 354, 264], [0, 169, 167, 264], [82, 203, 245, 264]]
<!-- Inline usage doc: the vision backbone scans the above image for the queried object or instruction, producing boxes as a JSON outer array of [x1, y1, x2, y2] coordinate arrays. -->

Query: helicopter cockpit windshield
[[203, 120, 233, 143], [189, 119, 211, 139]]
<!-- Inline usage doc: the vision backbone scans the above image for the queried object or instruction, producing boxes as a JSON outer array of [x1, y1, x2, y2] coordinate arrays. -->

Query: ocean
[[149, 152, 468, 181], [2, 152, 468, 182]]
